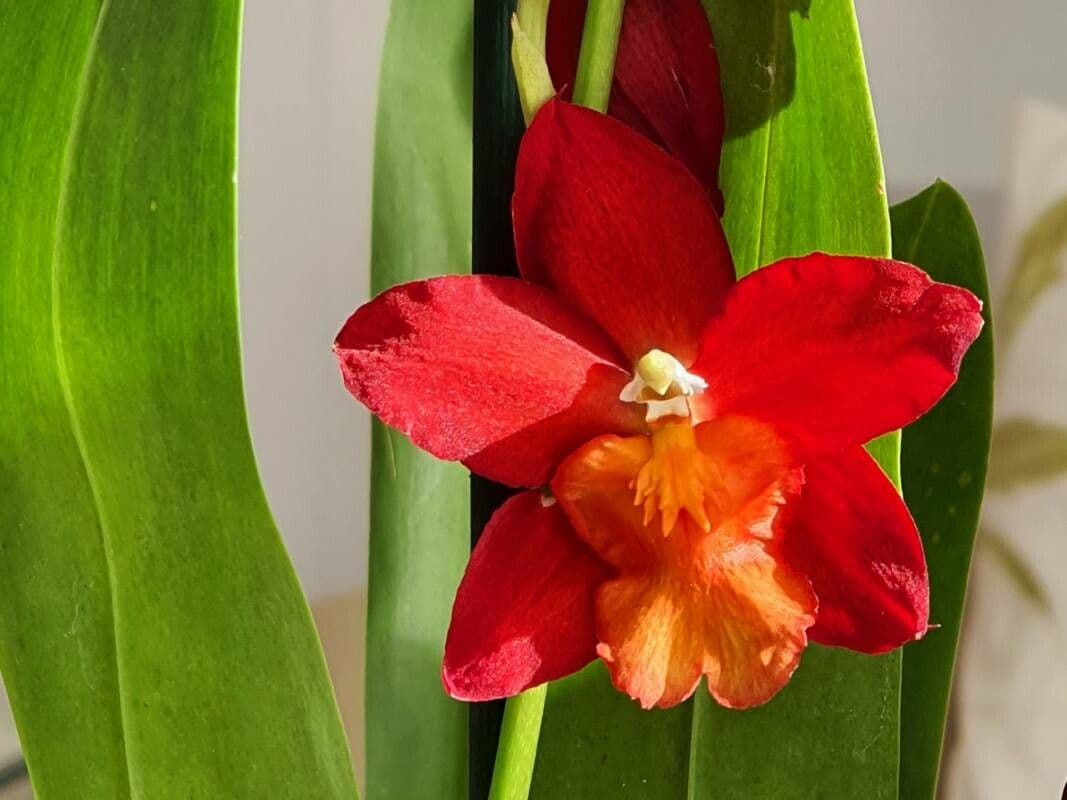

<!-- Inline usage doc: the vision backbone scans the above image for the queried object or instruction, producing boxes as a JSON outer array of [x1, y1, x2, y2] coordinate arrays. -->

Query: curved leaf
[[894, 180, 994, 800], [0, 3, 129, 795], [366, 0, 473, 797], [0, 1, 359, 796]]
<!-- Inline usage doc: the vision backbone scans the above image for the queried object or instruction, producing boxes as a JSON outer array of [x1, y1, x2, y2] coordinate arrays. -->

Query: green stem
[[516, 0, 550, 51], [512, 0, 555, 124], [573, 0, 626, 112], [487, 685, 548, 800]]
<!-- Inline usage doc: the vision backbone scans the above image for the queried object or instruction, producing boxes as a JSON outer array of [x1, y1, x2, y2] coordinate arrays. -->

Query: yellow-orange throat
[[629, 418, 798, 538]]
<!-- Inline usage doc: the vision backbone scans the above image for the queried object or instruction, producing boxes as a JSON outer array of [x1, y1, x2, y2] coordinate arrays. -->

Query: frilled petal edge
[[692, 254, 984, 455]]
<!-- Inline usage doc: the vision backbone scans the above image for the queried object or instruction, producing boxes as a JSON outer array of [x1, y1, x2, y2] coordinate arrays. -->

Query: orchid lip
[[619, 348, 707, 422]]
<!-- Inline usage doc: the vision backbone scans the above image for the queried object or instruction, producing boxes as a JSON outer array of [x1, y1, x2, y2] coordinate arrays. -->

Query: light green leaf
[[366, 0, 473, 797], [998, 195, 1067, 346], [0, 4, 129, 795], [0, 1, 359, 797], [531, 1, 900, 797], [986, 417, 1067, 490], [895, 181, 994, 800]]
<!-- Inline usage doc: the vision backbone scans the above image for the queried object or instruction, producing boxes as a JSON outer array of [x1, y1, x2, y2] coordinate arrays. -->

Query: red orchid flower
[[335, 99, 983, 710], [547, 0, 725, 209]]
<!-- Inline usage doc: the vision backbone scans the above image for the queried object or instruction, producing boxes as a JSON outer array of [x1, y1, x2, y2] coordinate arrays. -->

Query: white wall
[[857, 0, 1067, 193], [238, 1, 1067, 601], [239, 1, 388, 600]]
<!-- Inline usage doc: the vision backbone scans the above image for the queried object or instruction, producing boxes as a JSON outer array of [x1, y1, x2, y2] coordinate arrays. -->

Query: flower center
[[631, 419, 719, 536], [619, 348, 707, 422]]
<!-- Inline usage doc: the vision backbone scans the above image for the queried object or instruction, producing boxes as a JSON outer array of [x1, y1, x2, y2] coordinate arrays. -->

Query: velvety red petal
[[514, 99, 734, 366], [334, 275, 645, 488], [783, 447, 929, 654], [442, 491, 610, 701], [691, 254, 984, 454], [546, 0, 725, 208]]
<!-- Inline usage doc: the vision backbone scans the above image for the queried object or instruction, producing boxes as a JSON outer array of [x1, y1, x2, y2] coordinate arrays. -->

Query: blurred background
[[3, 1, 1066, 797]]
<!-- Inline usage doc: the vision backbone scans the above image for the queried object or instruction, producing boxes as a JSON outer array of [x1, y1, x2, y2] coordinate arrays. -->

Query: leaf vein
[[47, 1, 135, 795]]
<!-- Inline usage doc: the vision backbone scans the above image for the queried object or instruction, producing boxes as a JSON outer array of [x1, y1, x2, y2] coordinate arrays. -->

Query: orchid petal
[[335, 275, 644, 487], [546, 0, 725, 207], [552, 418, 816, 709], [784, 447, 930, 653], [692, 254, 984, 455], [443, 491, 609, 701], [514, 100, 734, 366]]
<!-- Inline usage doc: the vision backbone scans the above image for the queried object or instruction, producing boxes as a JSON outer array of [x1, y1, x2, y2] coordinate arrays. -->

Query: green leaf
[[986, 417, 1067, 490], [0, 5, 129, 795], [366, 0, 473, 797], [998, 194, 1067, 346], [708, 0, 889, 276], [895, 181, 994, 800], [0, 1, 359, 797], [532, 2, 900, 797], [533, 663, 694, 798]]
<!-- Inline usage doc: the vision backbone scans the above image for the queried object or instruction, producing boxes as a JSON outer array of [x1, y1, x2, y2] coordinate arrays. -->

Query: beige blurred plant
[[978, 193, 1067, 611]]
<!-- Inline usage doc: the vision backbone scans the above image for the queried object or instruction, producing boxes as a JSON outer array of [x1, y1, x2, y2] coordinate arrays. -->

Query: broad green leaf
[[0, 1, 359, 797], [998, 195, 1067, 346], [533, 662, 694, 797], [367, 0, 473, 797], [532, 2, 899, 797], [0, 3, 129, 795], [986, 417, 1067, 490], [896, 181, 994, 800]]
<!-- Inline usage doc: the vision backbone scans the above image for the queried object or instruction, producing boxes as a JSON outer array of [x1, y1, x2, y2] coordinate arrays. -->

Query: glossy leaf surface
[[896, 181, 994, 800], [0, 3, 129, 795], [0, 1, 358, 797]]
